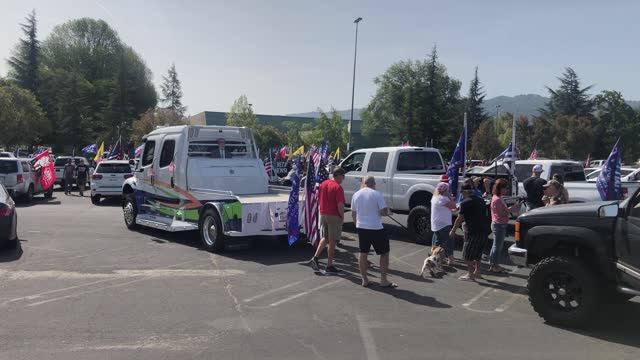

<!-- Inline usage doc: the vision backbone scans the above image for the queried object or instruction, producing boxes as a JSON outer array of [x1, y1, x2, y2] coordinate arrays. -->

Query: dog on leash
[[420, 245, 444, 278]]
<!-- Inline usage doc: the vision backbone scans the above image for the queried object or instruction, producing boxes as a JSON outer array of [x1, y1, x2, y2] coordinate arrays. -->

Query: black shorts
[[357, 228, 390, 255], [463, 232, 487, 261]]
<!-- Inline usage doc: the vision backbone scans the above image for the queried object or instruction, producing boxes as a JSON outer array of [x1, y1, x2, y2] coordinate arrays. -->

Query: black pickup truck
[[508, 191, 640, 327]]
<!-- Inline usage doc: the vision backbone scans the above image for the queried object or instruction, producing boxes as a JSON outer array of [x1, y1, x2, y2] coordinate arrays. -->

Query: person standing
[[450, 183, 490, 281], [351, 176, 396, 288], [431, 182, 457, 266], [542, 180, 568, 206], [309, 167, 346, 274], [490, 179, 521, 273], [63, 159, 75, 195], [523, 164, 547, 209], [552, 173, 570, 203], [76, 161, 90, 197]]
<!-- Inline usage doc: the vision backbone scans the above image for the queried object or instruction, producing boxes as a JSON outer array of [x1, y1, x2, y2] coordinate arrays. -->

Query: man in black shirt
[[523, 164, 547, 209], [450, 183, 489, 281], [76, 162, 90, 197]]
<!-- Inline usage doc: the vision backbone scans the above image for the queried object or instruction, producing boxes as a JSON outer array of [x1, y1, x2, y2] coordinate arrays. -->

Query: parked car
[[0, 158, 53, 202], [621, 168, 640, 182], [508, 191, 640, 327], [53, 156, 90, 189], [0, 184, 18, 249], [586, 167, 635, 181], [0, 152, 16, 158], [588, 159, 606, 168], [339, 146, 446, 241], [91, 160, 134, 205]]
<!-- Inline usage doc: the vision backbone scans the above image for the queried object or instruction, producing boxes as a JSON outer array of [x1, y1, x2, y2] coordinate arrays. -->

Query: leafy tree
[[160, 63, 186, 116], [466, 66, 487, 136], [282, 121, 306, 147], [226, 95, 258, 128], [541, 67, 594, 119], [254, 125, 284, 155], [6, 10, 40, 95], [130, 108, 185, 143], [469, 120, 502, 160], [304, 109, 348, 150], [361, 46, 463, 151], [39, 18, 157, 147], [0, 82, 50, 147], [594, 90, 639, 161]]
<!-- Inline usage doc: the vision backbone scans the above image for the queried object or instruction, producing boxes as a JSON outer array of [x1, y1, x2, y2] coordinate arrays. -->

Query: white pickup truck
[[339, 146, 447, 240], [467, 159, 640, 202], [121, 125, 298, 253]]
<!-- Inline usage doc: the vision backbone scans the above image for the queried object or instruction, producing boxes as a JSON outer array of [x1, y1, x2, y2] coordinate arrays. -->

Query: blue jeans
[[490, 223, 508, 266], [432, 225, 453, 257]]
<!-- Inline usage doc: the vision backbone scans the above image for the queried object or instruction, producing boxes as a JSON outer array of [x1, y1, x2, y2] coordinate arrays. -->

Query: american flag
[[264, 159, 272, 176], [528, 149, 538, 160], [304, 149, 320, 246], [497, 142, 516, 162], [107, 138, 124, 160], [316, 141, 330, 184]]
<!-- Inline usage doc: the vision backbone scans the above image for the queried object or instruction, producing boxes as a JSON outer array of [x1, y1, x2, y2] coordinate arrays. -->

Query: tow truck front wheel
[[407, 206, 432, 245], [528, 256, 601, 328], [123, 194, 138, 230], [199, 208, 225, 253]]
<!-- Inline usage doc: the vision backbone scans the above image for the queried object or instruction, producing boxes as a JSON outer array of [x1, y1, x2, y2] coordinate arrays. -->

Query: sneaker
[[324, 265, 339, 274], [309, 257, 320, 271]]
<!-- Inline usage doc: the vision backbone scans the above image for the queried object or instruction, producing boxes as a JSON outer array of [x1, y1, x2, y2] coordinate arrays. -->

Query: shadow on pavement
[[15, 197, 61, 208], [95, 197, 123, 207], [0, 241, 23, 262], [556, 300, 640, 349], [222, 239, 315, 265]]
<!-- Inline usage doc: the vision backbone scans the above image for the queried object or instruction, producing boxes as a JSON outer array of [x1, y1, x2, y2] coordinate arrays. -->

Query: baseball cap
[[532, 164, 544, 173], [461, 183, 474, 192], [439, 174, 449, 182], [543, 179, 561, 189]]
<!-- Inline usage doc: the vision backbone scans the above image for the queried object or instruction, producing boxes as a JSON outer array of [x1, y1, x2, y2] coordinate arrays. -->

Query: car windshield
[[96, 163, 132, 173], [0, 160, 18, 173]]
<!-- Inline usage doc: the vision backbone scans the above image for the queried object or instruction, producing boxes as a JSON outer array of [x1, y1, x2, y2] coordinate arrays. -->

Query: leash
[[386, 214, 409, 230], [386, 215, 430, 244]]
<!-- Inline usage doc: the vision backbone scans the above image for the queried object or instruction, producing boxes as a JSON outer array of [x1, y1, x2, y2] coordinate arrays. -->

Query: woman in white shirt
[[431, 182, 458, 265]]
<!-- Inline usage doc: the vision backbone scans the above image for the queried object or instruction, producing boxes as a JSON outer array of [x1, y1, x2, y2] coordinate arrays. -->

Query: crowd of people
[[305, 164, 570, 287]]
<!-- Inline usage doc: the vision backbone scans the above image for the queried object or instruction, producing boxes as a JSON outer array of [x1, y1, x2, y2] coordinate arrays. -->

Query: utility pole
[[347, 17, 363, 153]]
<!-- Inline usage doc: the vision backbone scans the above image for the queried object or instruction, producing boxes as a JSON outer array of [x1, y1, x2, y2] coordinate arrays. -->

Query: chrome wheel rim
[[124, 202, 135, 225], [202, 216, 217, 246]]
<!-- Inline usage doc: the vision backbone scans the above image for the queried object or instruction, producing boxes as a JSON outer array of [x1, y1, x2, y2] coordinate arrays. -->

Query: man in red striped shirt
[[309, 167, 346, 274]]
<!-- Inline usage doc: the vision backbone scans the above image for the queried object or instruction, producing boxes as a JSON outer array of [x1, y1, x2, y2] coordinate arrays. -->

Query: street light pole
[[347, 17, 362, 153], [495, 104, 501, 138]]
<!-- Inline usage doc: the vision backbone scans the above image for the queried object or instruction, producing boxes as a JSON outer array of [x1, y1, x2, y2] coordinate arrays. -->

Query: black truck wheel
[[528, 256, 601, 327], [199, 208, 226, 253], [407, 205, 432, 245], [122, 194, 138, 230]]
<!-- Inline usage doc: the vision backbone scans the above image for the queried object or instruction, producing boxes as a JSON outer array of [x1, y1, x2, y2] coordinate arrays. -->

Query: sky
[[1, 0, 638, 116]]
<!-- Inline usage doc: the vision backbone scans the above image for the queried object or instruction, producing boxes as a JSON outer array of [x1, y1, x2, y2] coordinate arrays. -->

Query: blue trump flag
[[447, 130, 466, 197], [597, 137, 622, 201], [286, 157, 302, 245], [82, 144, 98, 155]]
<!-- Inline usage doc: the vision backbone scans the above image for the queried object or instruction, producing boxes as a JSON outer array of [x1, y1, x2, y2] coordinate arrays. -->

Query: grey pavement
[[0, 189, 638, 359]]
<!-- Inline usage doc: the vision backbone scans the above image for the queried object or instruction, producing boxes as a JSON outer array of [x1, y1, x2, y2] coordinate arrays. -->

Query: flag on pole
[[334, 147, 341, 162], [277, 146, 287, 160], [134, 144, 144, 158], [304, 149, 320, 246], [316, 140, 330, 184], [402, 141, 410, 147], [586, 153, 592, 168], [597, 138, 623, 201], [446, 130, 466, 197], [107, 138, 124, 160], [31, 150, 56, 190], [293, 145, 305, 157], [82, 144, 98, 155], [496, 143, 516, 162], [286, 157, 302, 245], [528, 149, 538, 160], [94, 142, 105, 163]]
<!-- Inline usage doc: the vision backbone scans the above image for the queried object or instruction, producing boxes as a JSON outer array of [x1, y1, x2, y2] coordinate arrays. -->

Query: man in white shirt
[[351, 176, 396, 288]]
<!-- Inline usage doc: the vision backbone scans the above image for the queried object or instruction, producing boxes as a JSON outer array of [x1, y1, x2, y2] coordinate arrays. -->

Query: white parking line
[[356, 314, 380, 360], [21, 245, 74, 254], [27, 277, 149, 307], [462, 268, 520, 310], [242, 277, 314, 303], [269, 278, 345, 307], [397, 247, 427, 260], [495, 291, 527, 312]]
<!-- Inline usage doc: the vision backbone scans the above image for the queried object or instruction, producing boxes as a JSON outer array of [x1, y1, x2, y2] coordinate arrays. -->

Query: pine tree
[[541, 67, 594, 118], [7, 10, 40, 94], [466, 66, 487, 136], [160, 63, 186, 116]]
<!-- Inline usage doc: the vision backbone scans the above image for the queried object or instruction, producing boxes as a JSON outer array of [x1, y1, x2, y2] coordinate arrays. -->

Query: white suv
[[0, 158, 53, 202], [91, 160, 133, 205]]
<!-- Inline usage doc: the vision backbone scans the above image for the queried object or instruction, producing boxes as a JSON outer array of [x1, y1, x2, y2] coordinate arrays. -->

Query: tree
[[304, 109, 348, 151], [0, 83, 50, 147], [254, 125, 284, 155], [466, 66, 487, 136], [594, 90, 639, 161], [6, 10, 40, 95], [541, 68, 595, 119], [130, 108, 185, 143], [469, 120, 502, 161], [361, 46, 463, 151], [282, 121, 306, 147], [39, 18, 157, 147], [160, 63, 186, 116], [226, 95, 258, 128]]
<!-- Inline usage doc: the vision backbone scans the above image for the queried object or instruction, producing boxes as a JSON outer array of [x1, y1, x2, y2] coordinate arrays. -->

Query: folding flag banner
[[597, 138, 622, 201]]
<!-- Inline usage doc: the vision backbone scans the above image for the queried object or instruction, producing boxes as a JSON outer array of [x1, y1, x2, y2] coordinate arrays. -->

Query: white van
[[121, 125, 298, 252]]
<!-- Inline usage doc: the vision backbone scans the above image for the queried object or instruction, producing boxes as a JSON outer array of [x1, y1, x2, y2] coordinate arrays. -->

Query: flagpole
[[511, 113, 517, 196], [463, 112, 467, 179]]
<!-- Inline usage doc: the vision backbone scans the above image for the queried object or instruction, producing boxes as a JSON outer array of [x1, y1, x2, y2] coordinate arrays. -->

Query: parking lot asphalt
[[0, 189, 638, 360]]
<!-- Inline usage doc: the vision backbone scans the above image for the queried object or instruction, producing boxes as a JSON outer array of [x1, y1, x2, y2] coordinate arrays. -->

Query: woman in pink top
[[489, 179, 520, 273]]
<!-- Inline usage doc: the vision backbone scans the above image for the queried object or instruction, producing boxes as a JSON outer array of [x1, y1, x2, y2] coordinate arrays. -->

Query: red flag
[[402, 141, 410, 147], [528, 149, 538, 160], [32, 150, 56, 190], [586, 153, 591, 168], [278, 146, 287, 160]]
